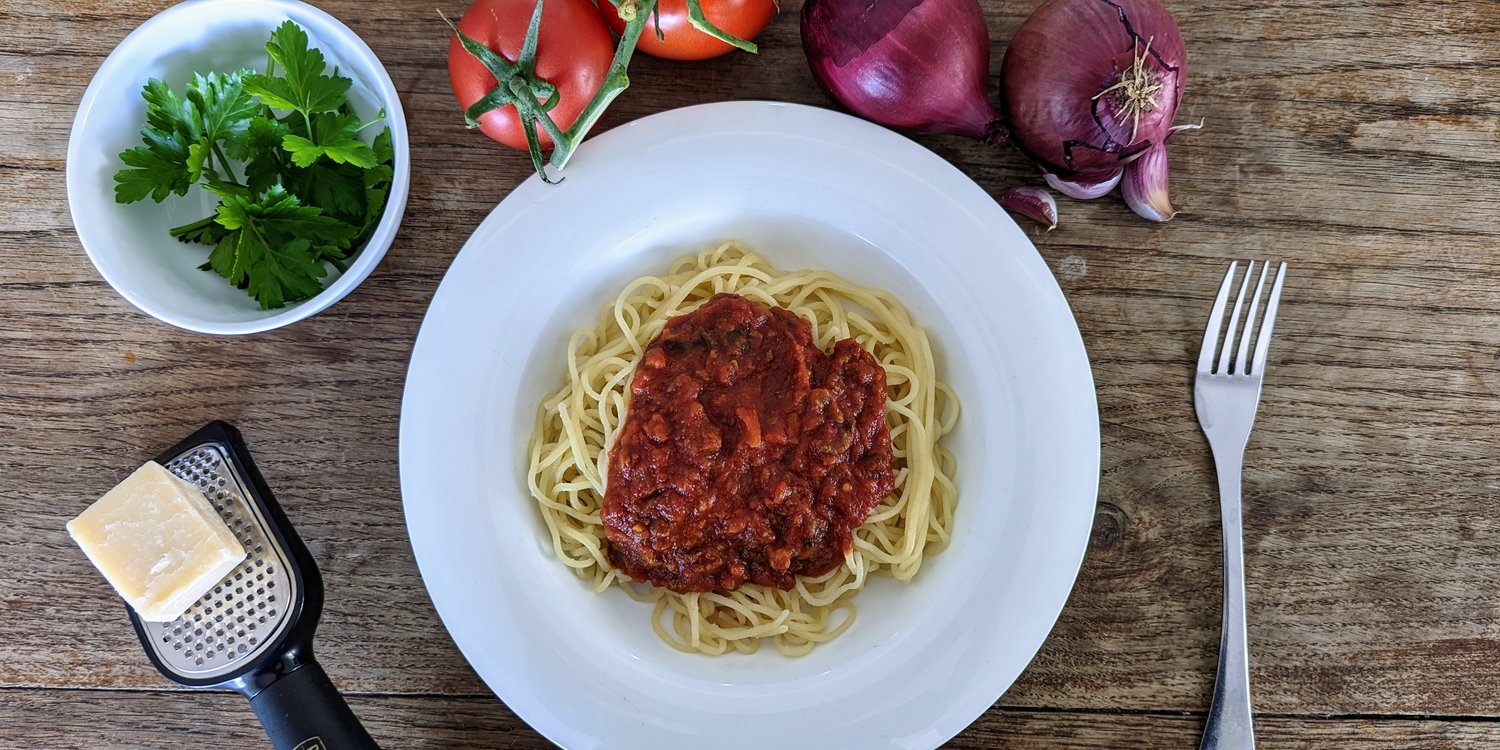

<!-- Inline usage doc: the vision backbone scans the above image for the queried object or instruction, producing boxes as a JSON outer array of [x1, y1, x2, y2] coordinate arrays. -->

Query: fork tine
[[1198, 261, 1239, 374], [1250, 262, 1288, 376], [1233, 261, 1271, 374], [1217, 261, 1255, 375]]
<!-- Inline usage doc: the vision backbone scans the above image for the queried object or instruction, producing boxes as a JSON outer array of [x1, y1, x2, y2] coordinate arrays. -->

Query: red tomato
[[601, 0, 776, 61], [448, 0, 615, 150]]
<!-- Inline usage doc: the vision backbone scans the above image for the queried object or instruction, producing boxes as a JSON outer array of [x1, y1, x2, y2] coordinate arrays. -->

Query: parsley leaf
[[243, 21, 350, 117], [204, 229, 239, 278], [216, 185, 357, 246], [283, 112, 378, 168], [287, 160, 365, 220], [142, 78, 200, 143], [212, 186, 358, 309], [186, 141, 208, 182], [247, 114, 290, 151], [246, 236, 326, 310], [360, 127, 396, 235], [243, 115, 289, 196], [114, 130, 194, 203], [187, 71, 258, 156]]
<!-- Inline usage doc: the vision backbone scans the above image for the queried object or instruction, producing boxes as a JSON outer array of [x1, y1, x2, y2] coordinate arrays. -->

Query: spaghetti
[[526, 241, 958, 655]]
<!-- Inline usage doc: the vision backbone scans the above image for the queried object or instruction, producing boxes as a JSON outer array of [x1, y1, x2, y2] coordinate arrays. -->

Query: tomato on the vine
[[448, 0, 615, 150], [600, 0, 777, 61]]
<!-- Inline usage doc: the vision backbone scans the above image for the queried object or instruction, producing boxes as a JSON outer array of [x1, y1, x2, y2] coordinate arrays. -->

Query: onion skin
[[802, 0, 1005, 141], [1045, 168, 1123, 200], [1001, 0, 1186, 180], [997, 186, 1059, 230]]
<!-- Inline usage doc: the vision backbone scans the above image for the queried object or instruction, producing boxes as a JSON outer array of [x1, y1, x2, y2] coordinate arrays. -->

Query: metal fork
[[1194, 260, 1287, 750]]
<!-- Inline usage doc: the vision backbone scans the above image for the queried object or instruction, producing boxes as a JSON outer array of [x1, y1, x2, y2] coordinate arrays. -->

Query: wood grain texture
[[3, 0, 1500, 746], [9, 689, 1500, 749]]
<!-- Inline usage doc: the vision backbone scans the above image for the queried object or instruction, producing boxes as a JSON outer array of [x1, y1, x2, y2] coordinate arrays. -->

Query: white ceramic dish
[[400, 102, 1099, 749], [66, 0, 410, 335]]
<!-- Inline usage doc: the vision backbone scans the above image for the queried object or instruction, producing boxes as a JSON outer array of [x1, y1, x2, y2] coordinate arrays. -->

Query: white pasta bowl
[[66, 0, 409, 335], [401, 102, 1100, 749]]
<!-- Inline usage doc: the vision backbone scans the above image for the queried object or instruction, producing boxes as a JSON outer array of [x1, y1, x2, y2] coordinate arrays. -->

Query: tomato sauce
[[602, 293, 894, 593]]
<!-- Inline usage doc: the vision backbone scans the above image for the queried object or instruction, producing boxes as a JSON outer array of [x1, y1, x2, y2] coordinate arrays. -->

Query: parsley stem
[[354, 109, 387, 134], [169, 214, 219, 240], [210, 142, 241, 185], [201, 145, 245, 191]]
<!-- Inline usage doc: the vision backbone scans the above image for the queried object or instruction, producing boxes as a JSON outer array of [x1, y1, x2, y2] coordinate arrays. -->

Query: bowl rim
[[65, 0, 411, 335]]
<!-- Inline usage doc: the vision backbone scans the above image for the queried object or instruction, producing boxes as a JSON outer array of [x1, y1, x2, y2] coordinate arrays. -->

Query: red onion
[[802, 0, 1059, 228], [802, 0, 1192, 224], [801, 0, 1005, 142], [1002, 0, 1189, 219]]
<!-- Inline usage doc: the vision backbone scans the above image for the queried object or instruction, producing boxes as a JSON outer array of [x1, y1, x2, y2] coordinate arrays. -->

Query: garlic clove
[[1044, 169, 1123, 200], [1122, 141, 1176, 222], [997, 186, 1058, 231]]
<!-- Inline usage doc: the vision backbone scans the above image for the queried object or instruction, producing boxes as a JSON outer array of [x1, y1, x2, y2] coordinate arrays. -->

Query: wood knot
[[1091, 500, 1130, 549]]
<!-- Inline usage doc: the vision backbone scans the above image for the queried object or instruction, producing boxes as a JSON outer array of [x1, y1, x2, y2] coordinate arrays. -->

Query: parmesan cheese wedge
[[67, 461, 246, 622]]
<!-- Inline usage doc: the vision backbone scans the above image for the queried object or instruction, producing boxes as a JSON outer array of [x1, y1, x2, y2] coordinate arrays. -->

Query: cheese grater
[[127, 421, 378, 750]]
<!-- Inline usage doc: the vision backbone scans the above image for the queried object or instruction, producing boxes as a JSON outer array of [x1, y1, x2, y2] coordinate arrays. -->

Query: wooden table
[[5, 0, 1499, 746]]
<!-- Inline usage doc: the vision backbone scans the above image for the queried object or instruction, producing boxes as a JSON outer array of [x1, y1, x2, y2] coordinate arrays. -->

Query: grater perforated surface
[[140, 444, 297, 680]]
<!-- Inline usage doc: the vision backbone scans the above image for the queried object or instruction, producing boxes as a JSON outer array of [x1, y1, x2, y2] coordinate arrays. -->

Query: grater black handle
[[248, 660, 379, 750]]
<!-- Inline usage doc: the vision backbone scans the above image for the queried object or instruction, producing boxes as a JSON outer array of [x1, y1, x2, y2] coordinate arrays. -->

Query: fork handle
[[1200, 451, 1256, 750]]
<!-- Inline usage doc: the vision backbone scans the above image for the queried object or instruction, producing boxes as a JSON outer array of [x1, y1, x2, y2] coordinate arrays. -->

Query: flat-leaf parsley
[[114, 20, 393, 309]]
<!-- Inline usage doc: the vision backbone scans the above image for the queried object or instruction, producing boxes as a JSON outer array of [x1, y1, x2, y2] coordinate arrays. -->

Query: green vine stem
[[447, 0, 757, 183], [685, 0, 758, 54], [546, 0, 654, 174]]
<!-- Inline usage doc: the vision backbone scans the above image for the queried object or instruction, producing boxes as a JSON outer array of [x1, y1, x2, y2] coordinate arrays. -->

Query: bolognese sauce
[[602, 293, 895, 594]]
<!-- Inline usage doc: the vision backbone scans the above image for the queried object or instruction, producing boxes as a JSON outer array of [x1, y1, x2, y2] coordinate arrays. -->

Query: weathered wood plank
[[3, 0, 1500, 746], [8, 689, 1500, 749]]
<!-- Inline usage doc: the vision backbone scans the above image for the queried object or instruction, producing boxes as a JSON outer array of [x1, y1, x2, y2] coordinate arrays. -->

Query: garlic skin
[[997, 186, 1059, 231], [1122, 141, 1176, 222], [1044, 169, 1123, 200]]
